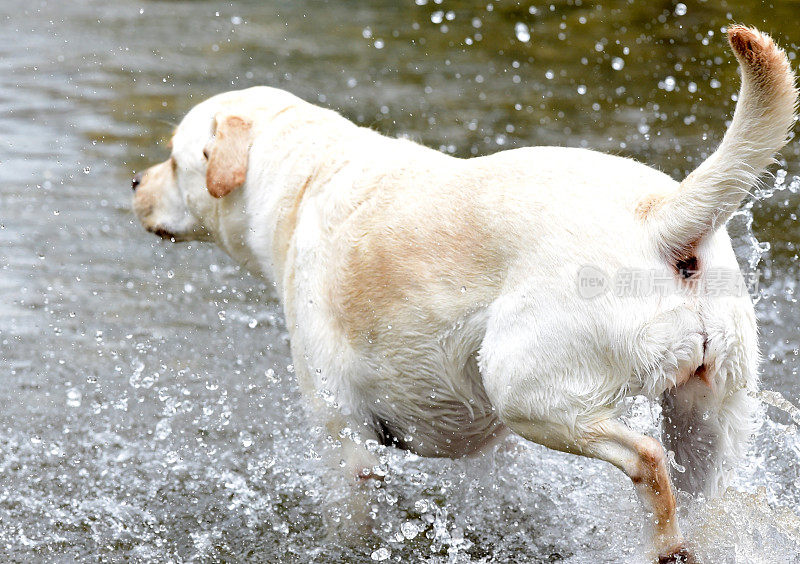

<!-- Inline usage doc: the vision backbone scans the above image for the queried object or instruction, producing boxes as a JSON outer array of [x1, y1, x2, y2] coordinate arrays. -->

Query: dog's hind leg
[[499, 410, 691, 562], [660, 297, 760, 497], [479, 299, 694, 560], [660, 364, 759, 497]]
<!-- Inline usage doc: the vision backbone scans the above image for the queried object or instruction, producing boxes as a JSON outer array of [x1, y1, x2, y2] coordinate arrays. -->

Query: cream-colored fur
[[131, 26, 796, 562]]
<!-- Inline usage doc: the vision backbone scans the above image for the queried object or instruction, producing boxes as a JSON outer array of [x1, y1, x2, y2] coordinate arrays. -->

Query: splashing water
[[2, 1, 800, 561], [759, 389, 800, 428]]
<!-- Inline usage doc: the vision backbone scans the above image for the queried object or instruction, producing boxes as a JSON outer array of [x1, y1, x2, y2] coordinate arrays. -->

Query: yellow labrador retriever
[[131, 26, 796, 562]]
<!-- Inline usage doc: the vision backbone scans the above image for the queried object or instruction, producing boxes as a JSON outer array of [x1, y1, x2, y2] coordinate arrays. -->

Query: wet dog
[[131, 26, 796, 561]]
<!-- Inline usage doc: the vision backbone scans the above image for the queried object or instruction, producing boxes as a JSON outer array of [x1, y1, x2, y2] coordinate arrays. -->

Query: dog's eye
[[202, 149, 209, 160], [675, 256, 698, 279]]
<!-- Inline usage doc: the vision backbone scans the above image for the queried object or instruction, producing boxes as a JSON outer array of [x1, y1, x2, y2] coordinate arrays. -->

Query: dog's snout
[[131, 172, 142, 191]]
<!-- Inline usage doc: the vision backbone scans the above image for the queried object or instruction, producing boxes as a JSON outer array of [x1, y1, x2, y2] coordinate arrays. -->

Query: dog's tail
[[641, 25, 797, 258]]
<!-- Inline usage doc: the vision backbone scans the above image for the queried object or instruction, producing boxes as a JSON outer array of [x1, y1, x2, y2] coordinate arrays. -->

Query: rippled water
[[2, 1, 800, 562]]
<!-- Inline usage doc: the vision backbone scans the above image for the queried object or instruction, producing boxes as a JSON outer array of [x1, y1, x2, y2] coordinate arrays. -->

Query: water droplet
[[611, 57, 625, 71], [155, 418, 172, 440], [218, 311, 226, 321], [371, 547, 390, 561], [265, 369, 280, 384], [129, 361, 145, 388], [401, 521, 419, 539], [248, 318, 258, 328], [674, 3, 687, 16], [514, 22, 530, 43], [83, 166, 90, 174], [666, 449, 686, 473], [66, 388, 82, 408], [317, 388, 336, 407]]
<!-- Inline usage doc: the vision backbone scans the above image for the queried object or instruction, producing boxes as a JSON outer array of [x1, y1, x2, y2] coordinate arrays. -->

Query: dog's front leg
[[290, 342, 381, 538], [323, 413, 383, 483], [318, 405, 384, 538]]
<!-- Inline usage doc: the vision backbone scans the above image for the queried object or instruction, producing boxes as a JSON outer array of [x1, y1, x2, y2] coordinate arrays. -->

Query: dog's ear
[[205, 114, 253, 198]]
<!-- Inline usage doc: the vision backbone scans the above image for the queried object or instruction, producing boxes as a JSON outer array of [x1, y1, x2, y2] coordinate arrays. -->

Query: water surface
[[2, 1, 800, 562]]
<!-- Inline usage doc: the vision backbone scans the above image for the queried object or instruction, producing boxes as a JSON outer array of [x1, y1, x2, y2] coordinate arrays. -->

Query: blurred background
[[2, 0, 800, 562]]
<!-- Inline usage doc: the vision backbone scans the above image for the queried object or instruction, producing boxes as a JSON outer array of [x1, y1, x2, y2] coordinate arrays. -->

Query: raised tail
[[641, 25, 798, 258]]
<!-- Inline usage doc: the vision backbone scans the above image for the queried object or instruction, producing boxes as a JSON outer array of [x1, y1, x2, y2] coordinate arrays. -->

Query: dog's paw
[[637, 308, 705, 393], [657, 544, 698, 564]]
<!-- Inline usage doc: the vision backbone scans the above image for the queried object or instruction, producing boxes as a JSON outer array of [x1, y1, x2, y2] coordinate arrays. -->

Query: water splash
[[759, 389, 800, 428]]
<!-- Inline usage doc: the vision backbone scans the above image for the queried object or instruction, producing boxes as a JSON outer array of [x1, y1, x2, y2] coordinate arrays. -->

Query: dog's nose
[[131, 172, 142, 191]]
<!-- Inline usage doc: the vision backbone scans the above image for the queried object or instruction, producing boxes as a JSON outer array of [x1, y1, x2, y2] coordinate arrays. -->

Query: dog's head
[[131, 86, 298, 243]]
